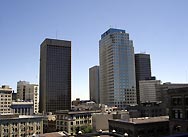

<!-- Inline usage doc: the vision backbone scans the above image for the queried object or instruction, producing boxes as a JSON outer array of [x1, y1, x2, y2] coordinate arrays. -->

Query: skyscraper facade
[[99, 28, 137, 108], [39, 38, 71, 113], [89, 65, 100, 104], [135, 53, 152, 104], [17, 81, 39, 114], [139, 80, 161, 103]]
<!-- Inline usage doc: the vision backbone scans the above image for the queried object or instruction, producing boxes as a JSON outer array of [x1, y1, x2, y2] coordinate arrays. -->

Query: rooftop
[[110, 116, 169, 124], [55, 110, 101, 115], [12, 101, 33, 105], [101, 28, 126, 39], [168, 87, 188, 94], [0, 85, 12, 92], [0, 114, 43, 120], [41, 38, 71, 48], [39, 131, 67, 137]]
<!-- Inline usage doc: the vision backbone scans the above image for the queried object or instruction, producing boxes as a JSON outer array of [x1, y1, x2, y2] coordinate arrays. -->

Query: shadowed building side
[[135, 53, 152, 104], [89, 66, 100, 104], [39, 38, 71, 113]]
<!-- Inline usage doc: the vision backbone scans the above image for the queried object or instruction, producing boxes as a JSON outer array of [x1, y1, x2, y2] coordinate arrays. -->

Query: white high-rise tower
[[99, 28, 137, 108]]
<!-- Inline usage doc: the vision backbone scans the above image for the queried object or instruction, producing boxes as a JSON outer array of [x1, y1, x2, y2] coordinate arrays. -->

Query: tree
[[75, 125, 93, 134]]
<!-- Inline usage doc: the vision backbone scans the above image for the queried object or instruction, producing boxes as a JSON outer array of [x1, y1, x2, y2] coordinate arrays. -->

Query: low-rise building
[[139, 102, 166, 117], [55, 110, 96, 135], [0, 85, 12, 114], [17, 81, 39, 114], [72, 98, 100, 111], [92, 113, 113, 131], [156, 83, 188, 115], [43, 112, 57, 133], [92, 110, 130, 132], [168, 87, 188, 135], [127, 102, 166, 118], [139, 80, 161, 103], [10, 101, 34, 115], [109, 116, 169, 137], [0, 114, 43, 136], [100, 104, 118, 113]]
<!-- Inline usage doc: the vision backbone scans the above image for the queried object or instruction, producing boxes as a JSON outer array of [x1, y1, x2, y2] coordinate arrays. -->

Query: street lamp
[[112, 129, 116, 133]]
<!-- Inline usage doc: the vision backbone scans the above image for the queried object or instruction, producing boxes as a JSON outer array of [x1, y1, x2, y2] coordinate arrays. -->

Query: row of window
[[75, 120, 91, 125], [0, 108, 11, 112], [171, 109, 188, 119], [0, 95, 11, 97], [57, 115, 91, 120], [171, 97, 188, 106], [0, 98, 11, 101]]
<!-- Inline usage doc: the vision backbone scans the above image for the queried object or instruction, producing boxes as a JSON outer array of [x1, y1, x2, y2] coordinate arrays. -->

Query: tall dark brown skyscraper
[[39, 38, 71, 113], [135, 53, 151, 104], [89, 65, 100, 104]]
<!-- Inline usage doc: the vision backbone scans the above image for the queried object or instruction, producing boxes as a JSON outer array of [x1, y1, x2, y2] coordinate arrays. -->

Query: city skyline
[[1, 1, 188, 100]]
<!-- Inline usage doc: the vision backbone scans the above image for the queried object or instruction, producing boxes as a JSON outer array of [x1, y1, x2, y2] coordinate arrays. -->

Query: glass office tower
[[99, 28, 137, 108]]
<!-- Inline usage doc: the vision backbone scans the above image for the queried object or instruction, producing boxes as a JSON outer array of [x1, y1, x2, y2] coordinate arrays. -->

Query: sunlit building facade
[[0, 114, 43, 136], [139, 80, 161, 103], [0, 85, 12, 114], [99, 28, 137, 108], [17, 81, 39, 114]]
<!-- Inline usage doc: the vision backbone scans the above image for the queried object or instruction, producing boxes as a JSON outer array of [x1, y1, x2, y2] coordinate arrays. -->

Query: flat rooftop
[[110, 116, 169, 124], [12, 101, 33, 105], [39, 131, 67, 137], [55, 110, 101, 115], [0, 114, 43, 120]]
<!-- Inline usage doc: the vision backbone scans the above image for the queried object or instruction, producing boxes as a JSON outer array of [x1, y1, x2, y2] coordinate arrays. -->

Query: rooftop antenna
[[36, 75, 38, 82], [186, 69, 188, 83], [140, 51, 146, 54], [109, 25, 112, 28], [115, 24, 117, 29], [56, 30, 58, 39]]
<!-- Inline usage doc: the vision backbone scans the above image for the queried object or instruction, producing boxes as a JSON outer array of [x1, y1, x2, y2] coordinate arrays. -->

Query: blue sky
[[0, 1, 188, 100]]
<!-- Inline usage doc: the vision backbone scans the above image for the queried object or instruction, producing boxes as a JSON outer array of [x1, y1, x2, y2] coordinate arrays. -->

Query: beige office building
[[56, 110, 94, 135], [0, 114, 43, 136], [0, 85, 12, 114], [17, 81, 39, 114]]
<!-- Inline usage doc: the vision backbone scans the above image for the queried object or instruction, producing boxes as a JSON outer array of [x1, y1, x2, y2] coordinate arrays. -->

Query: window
[[185, 97, 188, 106], [186, 109, 188, 120], [172, 97, 182, 106], [172, 109, 183, 119]]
